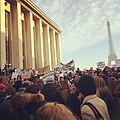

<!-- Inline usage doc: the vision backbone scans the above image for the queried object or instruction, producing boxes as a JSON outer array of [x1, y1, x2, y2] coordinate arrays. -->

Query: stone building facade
[[0, 0, 62, 70]]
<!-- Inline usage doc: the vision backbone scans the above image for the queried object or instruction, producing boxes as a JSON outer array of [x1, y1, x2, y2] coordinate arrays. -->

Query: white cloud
[[33, 0, 120, 56]]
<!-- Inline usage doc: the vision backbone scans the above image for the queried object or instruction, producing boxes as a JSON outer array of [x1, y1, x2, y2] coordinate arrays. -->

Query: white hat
[[45, 76, 55, 84]]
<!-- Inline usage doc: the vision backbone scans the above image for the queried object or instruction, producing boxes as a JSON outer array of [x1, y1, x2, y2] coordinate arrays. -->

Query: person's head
[[78, 75, 96, 97], [22, 93, 44, 103], [41, 83, 64, 103], [108, 77, 119, 92], [108, 76, 117, 82], [5, 87, 16, 96], [45, 76, 55, 84], [73, 76, 80, 88], [25, 84, 40, 94], [110, 72, 119, 79], [36, 102, 77, 120], [17, 75, 22, 81], [117, 67, 120, 72], [94, 76, 108, 92], [24, 93, 45, 115], [59, 76, 64, 81], [59, 78, 71, 91], [0, 83, 5, 91], [64, 76, 69, 81], [22, 80, 31, 88], [13, 81, 22, 91], [30, 93, 44, 103], [101, 74, 109, 86], [36, 78, 44, 86], [16, 87, 26, 95]]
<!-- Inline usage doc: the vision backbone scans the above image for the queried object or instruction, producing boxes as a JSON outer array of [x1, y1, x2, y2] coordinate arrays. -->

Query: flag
[[35, 66, 50, 75], [61, 60, 75, 72]]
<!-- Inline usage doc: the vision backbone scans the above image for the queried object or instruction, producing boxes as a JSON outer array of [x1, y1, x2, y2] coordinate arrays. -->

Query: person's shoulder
[[81, 104, 96, 120], [94, 96, 107, 104]]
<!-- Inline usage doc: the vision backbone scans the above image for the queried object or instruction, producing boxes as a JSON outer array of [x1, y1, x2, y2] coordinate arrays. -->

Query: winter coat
[[8, 109, 31, 120], [113, 83, 120, 98], [68, 90, 82, 118], [81, 94, 110, 120], [99, 89, 115, 110], [0, 96, 12, 120]]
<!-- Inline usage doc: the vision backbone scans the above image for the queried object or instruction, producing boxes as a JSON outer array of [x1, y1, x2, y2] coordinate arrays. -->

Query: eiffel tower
[[106, 19, 117, 67]]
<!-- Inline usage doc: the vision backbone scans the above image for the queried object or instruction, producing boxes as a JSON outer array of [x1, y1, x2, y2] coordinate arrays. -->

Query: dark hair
[[111, 72, 119, 79], [5, 87, 16, 96], [64, 76, 70, 80], [41, 84, 64, 104], [25, 93, 45, 117], [78, 75, 96, 96], [10, 95, 25, 111], [13, 81, 22, 91], [10, 95, 31, 120], [25, 84, 40, 94]]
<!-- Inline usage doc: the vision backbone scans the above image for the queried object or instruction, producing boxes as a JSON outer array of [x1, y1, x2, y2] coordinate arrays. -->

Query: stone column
[[25, 11, 35, 69], [22, 17, 27, 69], [33, 24, 37, 68], [50, 29, 57, 70], [43, 24, 52, 70], [11, 1, 23, 68], [0, 0, 6, 69], [56, 32, 62, 64], [35, 19, 44, 68]]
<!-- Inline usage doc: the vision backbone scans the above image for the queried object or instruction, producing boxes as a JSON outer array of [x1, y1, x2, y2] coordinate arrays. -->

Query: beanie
[[0, 84, 5, 90], [78, 75, 96, 96], [45, 76, 55, 84]]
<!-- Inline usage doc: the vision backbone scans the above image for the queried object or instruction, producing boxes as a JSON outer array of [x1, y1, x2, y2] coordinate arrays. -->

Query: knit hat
[[78, 75, 96, 96], [0, 84, 5, 90], [45, 76, 55, 84]]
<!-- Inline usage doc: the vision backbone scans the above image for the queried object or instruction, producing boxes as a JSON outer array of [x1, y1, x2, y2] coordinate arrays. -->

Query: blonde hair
[[36, 102, 77, 120], [21, 93, 44, 103], [94, 76, 108, 92]]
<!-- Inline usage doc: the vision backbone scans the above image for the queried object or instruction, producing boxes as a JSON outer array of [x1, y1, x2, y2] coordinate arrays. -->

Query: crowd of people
[[0, 66, 120, 120]]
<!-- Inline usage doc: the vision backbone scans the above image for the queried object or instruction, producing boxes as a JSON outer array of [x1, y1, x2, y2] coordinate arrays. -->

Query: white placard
[[11, 72, 18, 79], [115, 59, 120, 67], [97, 61, 105, 68], [54, 65, 61, 74], [111, 64, 117, 68], [15, 68, 22, 75], [42, 72, 54, 84]]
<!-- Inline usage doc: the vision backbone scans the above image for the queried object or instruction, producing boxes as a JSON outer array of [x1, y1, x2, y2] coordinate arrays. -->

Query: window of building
[[5, 11, 10, 65]]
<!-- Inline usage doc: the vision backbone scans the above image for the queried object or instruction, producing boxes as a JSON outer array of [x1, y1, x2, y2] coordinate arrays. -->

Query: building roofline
[[21, 0, 62, 33]]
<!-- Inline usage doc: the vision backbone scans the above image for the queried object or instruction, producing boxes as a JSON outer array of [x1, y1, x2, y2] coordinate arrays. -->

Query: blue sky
[[33, 0, 120, 69]]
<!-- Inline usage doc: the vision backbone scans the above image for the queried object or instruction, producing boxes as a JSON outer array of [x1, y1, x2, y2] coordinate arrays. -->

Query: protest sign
[[115, 59, 120, 67], [54, 65, 61, 74], [15, 68, 22, 75], [42, 72, 54, 84], [11, 72, 18, 79], [35, 66, 50, 75], [97, 61, 105, 68], [61, 60, 75, 72], [22, 71, 31, 79], [111, 64, 117, 68]]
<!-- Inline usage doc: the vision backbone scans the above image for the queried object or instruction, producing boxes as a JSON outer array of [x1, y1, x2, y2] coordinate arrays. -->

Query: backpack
[[82, 102, 104, 120]]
